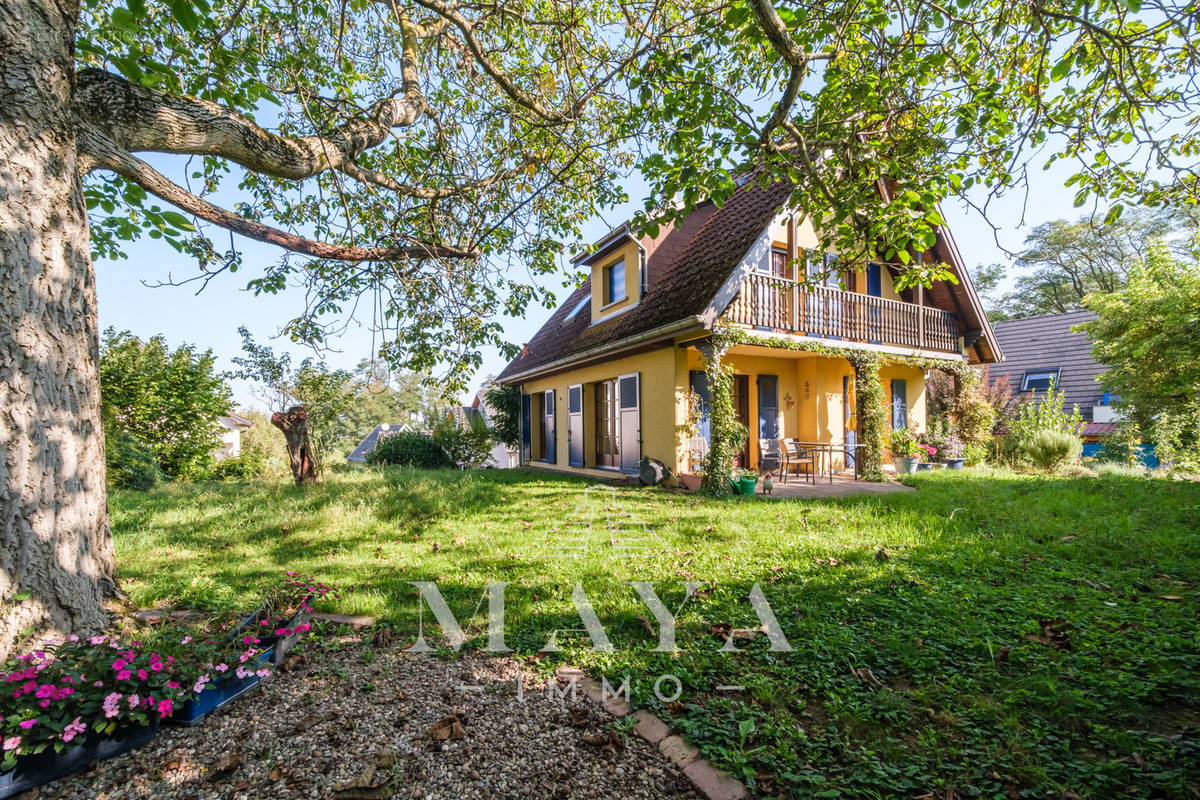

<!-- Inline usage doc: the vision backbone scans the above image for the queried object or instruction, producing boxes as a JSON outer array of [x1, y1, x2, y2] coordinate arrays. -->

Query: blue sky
[[94, 156, 1086, 411]]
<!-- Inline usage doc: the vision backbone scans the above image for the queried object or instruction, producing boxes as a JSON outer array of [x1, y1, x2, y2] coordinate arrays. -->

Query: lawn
[[111, 467, 1200, 799]]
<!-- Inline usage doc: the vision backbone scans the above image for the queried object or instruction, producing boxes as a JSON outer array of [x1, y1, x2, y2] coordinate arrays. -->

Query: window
[[760, 247, 789, 277], [603, 260, 626, 305], [594, 379, 618, 467], [563, 294, 589, 322], [1021, 369, 1059, 392]]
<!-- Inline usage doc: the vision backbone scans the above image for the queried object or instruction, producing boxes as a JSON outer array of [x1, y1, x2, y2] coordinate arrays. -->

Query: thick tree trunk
[[271, 407, 321, 486], [0, 0, 116, 657]]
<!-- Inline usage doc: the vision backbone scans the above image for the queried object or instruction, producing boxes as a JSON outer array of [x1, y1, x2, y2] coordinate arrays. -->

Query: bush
[[105, 429, 166, 491], [433, 414, 495, 468], [210, 456, 261, 480], [366, 431, 453, 469], [1020, 429, 1082, 469], [963, 441, 989, 466]]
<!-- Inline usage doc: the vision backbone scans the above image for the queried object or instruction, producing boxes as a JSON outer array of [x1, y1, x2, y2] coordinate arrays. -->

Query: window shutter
[[617, 373, 640, 472], [520, 393, 531, 463], [688, 370, 711, 443], [544, 389, 556, 463], [757, 375, 779, 440]]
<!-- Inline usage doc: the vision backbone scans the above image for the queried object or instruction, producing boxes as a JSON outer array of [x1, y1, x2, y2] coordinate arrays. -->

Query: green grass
[[111, 467, 1200, 799]]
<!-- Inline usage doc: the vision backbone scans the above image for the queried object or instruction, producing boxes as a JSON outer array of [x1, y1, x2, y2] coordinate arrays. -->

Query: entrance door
[[567, 384, 584, 467], [843, 375, 857, 471], [732, 374, 750, 467], [595, 379, 618, 467]]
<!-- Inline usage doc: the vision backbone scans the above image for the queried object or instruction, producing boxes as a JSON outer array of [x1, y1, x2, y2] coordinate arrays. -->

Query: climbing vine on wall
[[849, 352, 887, 481], [699, 336, 748, 493]]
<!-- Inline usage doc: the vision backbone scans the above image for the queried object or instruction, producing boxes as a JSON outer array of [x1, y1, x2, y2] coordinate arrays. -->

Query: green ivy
[[700, 338, 748, 493]]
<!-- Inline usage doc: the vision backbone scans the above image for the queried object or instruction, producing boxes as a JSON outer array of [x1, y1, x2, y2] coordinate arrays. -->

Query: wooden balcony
[[725, 274, 962, 354]]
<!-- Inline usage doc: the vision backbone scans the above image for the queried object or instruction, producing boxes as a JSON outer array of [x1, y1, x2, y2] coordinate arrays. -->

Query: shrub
[[366, 431, 453, 469], [963, 441, 988, 466], [433, 414, 495, 468], [210, 456, 261, 481], [888, 425, 922, 458], [105, 429, 165, 491], [1020, 429, 1083, 469]]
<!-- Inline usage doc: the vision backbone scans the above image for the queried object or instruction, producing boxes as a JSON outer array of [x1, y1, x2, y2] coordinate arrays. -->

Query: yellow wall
[[519, 345, 677, 477], [879, 363, 927, 432], [590, 240, 642, 322]]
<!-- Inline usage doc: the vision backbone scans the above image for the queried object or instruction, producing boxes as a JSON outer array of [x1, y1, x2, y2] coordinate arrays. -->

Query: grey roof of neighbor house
[[991, 310, 1106, 421], [497, 179, 999, 383], [219, 412, 255, 430], [346, 424, 409, 463]]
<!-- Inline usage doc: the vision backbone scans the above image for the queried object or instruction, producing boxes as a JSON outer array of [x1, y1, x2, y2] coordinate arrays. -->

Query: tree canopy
[[99, 328, 231, 480]]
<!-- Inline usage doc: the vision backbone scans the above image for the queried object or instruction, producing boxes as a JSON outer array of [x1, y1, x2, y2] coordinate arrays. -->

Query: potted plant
[[889, 427, 922, 474], [938, 434, 966, 469], [916, 444, 938, 470]]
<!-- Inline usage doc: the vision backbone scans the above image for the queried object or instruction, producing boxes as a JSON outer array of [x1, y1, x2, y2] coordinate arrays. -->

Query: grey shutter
[[520, 394, 531, 463], [688, 370, 711, 444], [757, 375, 779, 440], [617, 373, 640, 472], [544, 389, 556, 463], [567, 384, 584, 467]]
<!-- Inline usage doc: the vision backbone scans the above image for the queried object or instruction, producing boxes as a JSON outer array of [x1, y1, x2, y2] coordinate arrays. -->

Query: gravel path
[[37, 638, 698, 800]]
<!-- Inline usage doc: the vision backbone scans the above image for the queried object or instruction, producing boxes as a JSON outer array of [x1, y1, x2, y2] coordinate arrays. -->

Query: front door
[[618, 373, 641, 472], [567, 384, 584, 467], [595, 379, 618, 467]]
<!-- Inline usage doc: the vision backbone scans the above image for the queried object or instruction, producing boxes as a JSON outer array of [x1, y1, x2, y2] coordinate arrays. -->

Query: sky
[[94, 154, 1089, 412]]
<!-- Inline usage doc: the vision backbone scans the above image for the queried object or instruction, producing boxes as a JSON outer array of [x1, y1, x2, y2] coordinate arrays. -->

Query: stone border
[[555, 667, 747, 800]]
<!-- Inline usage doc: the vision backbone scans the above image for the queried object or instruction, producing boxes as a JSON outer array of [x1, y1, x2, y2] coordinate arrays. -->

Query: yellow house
[[496, 179, 1002, 481]]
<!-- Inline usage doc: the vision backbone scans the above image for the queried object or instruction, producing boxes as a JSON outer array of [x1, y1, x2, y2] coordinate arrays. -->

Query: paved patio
[[756, 469, 914, 499]]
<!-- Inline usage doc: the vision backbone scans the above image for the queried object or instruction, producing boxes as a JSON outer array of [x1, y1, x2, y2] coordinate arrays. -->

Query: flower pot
[[915, 462, 933, 472], [0, 723, 158, 799], [945, 458, 965, 470], [894, 456, 919, 474], [678, 473, 702, 492], [171, 646, 274, 727]]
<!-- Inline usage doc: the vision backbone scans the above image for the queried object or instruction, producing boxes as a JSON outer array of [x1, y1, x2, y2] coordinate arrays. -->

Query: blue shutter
[[757, 375, 779, 440], [543, 390, 556, 463], [891, 379, 908, 430], [520, 394, 531, 463]]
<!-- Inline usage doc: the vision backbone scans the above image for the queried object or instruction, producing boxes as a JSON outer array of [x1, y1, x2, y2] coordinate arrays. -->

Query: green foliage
[[1021, 429, 1083, 470], [1008, 386, 1083, 468], [482, 382, 521, 449], [104, 428, 165, 491], [366, 431, 453, 470], [887, 425, 922, 458], [850, 353, 886, 480], [700, 338, 747, 493], [99, 328, 231, 480], [433, 413, 495, 468], [1080, 242, 1200, 463]]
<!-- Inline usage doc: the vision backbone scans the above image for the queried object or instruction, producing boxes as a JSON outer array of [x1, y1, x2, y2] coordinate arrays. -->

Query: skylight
[[563, 295, 589, 322]]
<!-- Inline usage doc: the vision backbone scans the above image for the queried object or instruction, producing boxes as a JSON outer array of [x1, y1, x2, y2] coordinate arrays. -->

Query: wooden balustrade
[[726, 274, 962, 354]]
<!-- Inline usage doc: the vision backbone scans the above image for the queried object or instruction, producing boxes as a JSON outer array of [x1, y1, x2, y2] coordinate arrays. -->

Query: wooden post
[[917, 283, 926, 350], [788, 214, 798, 331]]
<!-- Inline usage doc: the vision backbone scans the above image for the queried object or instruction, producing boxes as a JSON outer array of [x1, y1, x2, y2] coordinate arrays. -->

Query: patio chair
[[758, 438, 783, 476], [780, 438, 817, 485]]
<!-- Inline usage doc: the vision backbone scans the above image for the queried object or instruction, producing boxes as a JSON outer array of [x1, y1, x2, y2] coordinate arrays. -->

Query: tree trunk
[[0, 0, 116, 657], [271, 407, 321, 486]]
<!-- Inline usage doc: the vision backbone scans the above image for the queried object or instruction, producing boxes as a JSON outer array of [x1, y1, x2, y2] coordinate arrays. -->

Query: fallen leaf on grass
[[452, 536, 467, 546], [1159, 595, 1185, 601], [849, 665, 884, 687], [635, 616, 656, 636], [208, 752, 243, 779], [994, 645, 1010, 664], [580, 731, 624, 752], [1023, 619, 1071, 650], [1061, 535, 1076, 543], [429, 714, 466, 741], [874, 547, 890, 562], [279, 653, 306, 672], [269, 767, 284, 782]]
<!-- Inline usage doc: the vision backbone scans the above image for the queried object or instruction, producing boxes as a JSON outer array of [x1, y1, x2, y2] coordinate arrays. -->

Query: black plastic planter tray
[[0, 723, 158, 799]]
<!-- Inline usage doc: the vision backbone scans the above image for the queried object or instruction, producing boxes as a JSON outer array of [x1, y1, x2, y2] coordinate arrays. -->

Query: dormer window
[[1021, 368, 1059, 392], [603, 259, 626, 306]]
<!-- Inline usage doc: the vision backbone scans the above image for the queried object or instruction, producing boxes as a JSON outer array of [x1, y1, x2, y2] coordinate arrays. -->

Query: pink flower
[[150, 661, 163, 673], [17, 719, 35, 730], [167, 681, 180, 689], [192, 676, 209, 694], [137, 669, 148, 681], [89, 634, 107, 645], [112, 659, 127, 671], [103, 692, 122, 718], [3, 736, 20, 752], [116, 670, 131, 681], [128, 693, 140, 709], [156, 699, 173, 718], [213, 663, 228, 673], [180, 636, 192, 645], [61, 717, 85, 743], [255, 668, 271, 678]]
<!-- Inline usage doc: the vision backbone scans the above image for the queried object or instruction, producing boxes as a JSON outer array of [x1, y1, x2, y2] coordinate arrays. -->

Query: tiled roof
[[497, 179, 793, 381], [1082, 422, 1117, 437], [346, 423, 409, 463], [991, 311, 1106, 421]]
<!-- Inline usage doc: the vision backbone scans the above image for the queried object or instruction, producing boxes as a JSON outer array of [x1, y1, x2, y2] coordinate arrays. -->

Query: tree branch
[[73, 68, 425, 181], [78, 130, 477, 262]]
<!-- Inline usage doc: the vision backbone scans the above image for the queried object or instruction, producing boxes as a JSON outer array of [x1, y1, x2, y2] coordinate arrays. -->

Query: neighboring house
[[496, 178, 1001, 478], [212, 413, 255, 461], [346, 423, 413, 464], [991, 311, 1155, 462]]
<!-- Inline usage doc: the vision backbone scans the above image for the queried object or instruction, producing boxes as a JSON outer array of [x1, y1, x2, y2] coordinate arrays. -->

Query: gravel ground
[[35, 637, 698, 800]]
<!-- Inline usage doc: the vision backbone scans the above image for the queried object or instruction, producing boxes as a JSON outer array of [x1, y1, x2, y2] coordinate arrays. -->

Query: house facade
[[497, 179, 1001, 479], [212, 413, 255, 461]]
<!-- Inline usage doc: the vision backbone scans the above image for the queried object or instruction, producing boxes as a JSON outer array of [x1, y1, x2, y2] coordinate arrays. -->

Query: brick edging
[[555, 667, 748, 800]]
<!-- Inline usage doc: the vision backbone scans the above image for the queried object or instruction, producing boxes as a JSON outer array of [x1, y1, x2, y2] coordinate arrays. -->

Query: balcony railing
[[725, 275, 962, 354]]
